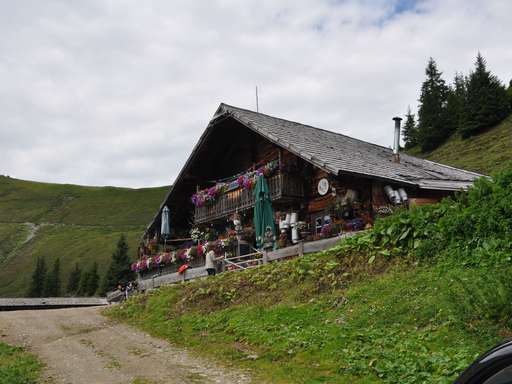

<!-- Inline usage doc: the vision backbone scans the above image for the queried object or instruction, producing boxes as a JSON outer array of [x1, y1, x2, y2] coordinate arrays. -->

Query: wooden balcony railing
[[194, 173, 304, 224]]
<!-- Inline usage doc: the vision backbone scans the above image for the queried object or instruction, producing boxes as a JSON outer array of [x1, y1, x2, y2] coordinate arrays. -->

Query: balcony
[[194, 173, 304, 224]]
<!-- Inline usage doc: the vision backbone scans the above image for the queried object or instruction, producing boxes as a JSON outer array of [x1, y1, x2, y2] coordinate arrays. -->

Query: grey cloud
[[0, 0, 511, 187]]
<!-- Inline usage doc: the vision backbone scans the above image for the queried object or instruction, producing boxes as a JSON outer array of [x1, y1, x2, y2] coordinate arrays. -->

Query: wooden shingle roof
[[217, 103, 482, 190]]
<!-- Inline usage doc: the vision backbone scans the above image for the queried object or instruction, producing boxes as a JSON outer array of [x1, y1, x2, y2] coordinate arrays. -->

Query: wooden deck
[[194, 173, 304, 224]]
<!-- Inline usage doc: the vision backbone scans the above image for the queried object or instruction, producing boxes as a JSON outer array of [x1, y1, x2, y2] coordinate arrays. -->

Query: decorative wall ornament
[[317, 178, 329, 196]]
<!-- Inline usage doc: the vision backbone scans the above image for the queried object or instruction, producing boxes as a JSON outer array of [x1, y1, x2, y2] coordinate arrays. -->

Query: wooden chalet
[[137, 103, 481, 280]]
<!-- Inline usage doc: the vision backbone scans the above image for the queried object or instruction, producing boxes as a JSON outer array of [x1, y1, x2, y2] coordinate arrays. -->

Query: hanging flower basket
[[191, 160, 278, 207]]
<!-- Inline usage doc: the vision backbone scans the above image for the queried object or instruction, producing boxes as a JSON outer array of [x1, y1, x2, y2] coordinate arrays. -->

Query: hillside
[[408, 115, 512, 175], [109, 256, 504, 383], [107, 169, 512, 383], [0, 176, 168, 297]]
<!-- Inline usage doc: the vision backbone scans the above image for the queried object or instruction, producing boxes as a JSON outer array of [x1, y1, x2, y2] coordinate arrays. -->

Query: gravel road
[[0, 306, 251, 384]]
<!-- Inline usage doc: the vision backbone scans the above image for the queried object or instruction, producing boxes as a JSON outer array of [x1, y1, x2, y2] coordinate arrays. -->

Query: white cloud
[[0, 0, 511, 187]]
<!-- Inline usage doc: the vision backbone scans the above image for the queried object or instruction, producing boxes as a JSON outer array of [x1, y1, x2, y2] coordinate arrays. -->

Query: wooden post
[[298, 241, 304, 257], [263, 250, 268, 264]]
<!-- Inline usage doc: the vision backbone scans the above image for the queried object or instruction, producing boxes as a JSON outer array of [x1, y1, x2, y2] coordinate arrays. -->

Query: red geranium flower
[[178, 264, 189, 274]]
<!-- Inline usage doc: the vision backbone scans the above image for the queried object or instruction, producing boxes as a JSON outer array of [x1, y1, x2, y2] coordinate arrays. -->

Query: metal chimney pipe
[[392, 117, 402, 162]]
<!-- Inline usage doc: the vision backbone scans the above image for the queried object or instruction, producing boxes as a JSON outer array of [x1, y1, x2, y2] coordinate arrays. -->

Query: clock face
[[317, 178, 329, 196]]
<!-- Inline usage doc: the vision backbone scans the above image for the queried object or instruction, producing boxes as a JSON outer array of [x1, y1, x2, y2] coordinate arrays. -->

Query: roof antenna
[[255, 86, 259, 112]]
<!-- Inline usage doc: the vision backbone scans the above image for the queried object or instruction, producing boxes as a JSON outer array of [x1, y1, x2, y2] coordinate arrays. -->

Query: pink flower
[[207, 186, 218, 198], [163, 252, 173, 264], [320, 224, 332, 238], [191, 193, 205, 207], [178, 249, 187, 260]]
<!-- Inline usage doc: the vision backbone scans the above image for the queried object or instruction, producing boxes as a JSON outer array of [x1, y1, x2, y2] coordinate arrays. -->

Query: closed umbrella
[[253, 175, 276, 249], [160, 206, 170, 241]]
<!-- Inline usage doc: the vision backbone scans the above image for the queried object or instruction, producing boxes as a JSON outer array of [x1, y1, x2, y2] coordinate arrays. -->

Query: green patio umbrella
[[254, 175, 276, 250]]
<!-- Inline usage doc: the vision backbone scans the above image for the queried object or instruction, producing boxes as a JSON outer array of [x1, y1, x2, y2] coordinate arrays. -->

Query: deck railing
[[194, 173, 303, 224]]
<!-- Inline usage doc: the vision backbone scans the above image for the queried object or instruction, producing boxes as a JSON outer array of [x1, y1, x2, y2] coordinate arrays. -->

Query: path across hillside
[[0, 307, 251, 384]]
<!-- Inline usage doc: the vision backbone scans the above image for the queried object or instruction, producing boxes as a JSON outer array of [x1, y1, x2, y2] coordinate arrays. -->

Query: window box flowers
[[191, 160, 278, 207]]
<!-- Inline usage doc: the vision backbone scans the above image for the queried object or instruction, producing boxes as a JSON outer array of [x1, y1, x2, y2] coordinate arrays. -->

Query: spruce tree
[[446, 72, 467, 134], [86, 262, 100, 296], [402, 107, 418, 149], [461, 53, 510, 138], [101, 235, 134, 295], [27, 256, 46, 297], [77, 262, 100, 296], [77, 269, 90, 296], [417, 58, 451, 152], [44, 258, 61, 297], [507, 80, 512, 109], [67, 263, 82, 295]]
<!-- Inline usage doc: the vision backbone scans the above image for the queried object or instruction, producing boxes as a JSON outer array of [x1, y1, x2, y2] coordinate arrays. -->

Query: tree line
[[27, 235, 134, 297], [402, 53, 512, 152]]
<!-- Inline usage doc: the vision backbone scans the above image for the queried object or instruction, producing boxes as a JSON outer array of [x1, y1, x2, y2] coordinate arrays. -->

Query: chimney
[[392, 116, 402, 163]]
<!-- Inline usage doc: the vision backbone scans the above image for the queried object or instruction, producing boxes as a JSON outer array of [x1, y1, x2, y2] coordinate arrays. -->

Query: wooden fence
[[137, 233, 357, 291]]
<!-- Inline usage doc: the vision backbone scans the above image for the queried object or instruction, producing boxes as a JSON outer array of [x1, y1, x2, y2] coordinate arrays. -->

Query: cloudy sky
[[1, 0, 511, 188]]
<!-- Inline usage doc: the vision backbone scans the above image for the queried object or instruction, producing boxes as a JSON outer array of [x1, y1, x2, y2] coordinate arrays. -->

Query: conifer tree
[[461, 53, 510, 138], [77, 268, 90, 297], [27, 256, 46, 297], [402, 107, 418, 149], [44, 258, 61, 297], [507, 80, 512, 109], [67, 263, 82, 295], [78, 262, 100, 296], [417, 58, 451, 152], [446, 72, 467, 134], [101, 235, 134, 295], [86, 262, 100, 296]]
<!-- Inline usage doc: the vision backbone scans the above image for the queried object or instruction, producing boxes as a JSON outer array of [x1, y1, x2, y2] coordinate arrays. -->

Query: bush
[[343, 168, 512, 267]]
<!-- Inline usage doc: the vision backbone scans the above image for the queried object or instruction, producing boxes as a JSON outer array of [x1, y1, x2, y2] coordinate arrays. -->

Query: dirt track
[[0, 306, 251, 384]]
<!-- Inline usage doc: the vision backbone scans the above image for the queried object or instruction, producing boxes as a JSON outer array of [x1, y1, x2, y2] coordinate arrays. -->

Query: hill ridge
[[0, 177, 167, 297], [407, 115, 512, 175]]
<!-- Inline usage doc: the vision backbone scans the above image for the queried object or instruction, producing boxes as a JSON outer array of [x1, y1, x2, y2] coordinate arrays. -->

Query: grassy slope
[[408, 115, 512, 175], [0, 223, 28, 265], [0, 225, 145, 297], [107, 249, 504, 383], [0, 176, 167, 226], [0, 342, 43, 384], [0, 176, 168, 297]]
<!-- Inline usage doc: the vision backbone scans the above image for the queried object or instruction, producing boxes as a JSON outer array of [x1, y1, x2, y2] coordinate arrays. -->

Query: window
[[315, 217, 323, 234], [314, 214, 331, 235]]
